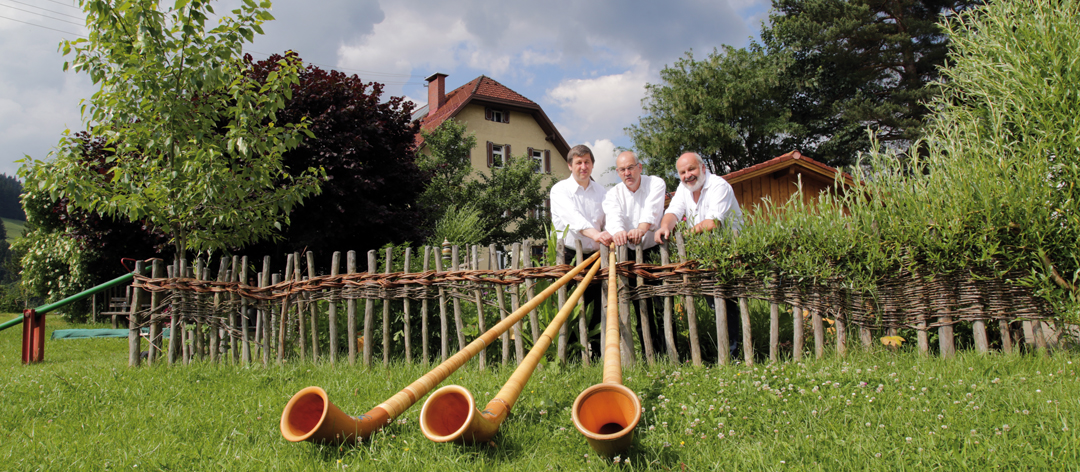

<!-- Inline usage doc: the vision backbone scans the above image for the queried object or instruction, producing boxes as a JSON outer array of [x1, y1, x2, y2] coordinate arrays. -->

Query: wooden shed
[[722, 150, 854, 215]]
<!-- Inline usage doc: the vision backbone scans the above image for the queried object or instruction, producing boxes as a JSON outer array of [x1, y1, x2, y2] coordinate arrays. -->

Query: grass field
[[3, 217, 25, 241], [2, 313, 1079, 471]]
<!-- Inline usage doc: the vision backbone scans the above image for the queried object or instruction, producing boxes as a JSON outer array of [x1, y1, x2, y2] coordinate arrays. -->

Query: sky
[[0, 0, 771, 188]]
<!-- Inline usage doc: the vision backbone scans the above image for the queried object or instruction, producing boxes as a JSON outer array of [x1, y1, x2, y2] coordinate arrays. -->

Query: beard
[[682, 174, 704, 192]]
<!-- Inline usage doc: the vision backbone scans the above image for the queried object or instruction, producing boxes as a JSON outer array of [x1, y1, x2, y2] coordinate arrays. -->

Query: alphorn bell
[[420, 255, 604, 443], [280, 251, 601, 444], [572, 244, 641, 456]]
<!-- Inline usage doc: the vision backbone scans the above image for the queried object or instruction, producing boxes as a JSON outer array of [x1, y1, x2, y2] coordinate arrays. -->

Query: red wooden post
[[22, 308, 46, 364]]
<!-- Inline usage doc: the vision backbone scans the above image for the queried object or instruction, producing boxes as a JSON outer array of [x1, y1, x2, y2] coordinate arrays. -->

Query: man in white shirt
[[602, 151, 667, 356], [654, 151, 744, 360], [654, 152, 743, 243], [550, 144, 609, 357]]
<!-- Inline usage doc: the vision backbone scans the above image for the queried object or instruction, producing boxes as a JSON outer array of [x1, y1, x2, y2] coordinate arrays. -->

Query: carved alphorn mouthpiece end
[[572, 382, 642, 457], [281, 386, 389, 444]]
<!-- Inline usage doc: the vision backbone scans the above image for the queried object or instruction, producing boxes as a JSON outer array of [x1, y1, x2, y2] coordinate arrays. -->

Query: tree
[[418, 119, 548, 246], [629, 0, 977, 176], [764, 0, 979, 164], [19, 0, 323, 259], [627, 45, 797, 186], [242, 55, 427, 258], [0, 174, 25, 221]]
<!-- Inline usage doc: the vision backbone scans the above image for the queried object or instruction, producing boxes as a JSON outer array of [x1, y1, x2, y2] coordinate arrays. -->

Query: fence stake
[[792, 305, 804, 362], [128, 260, 145, 367], [383, 247, 392, 367], [636, 246, 655, 366], [675, 233, 701, 366], [434, 246, 449, 362], [740, 297, 753, 365], [576, 240, 589, 366], [973, 319, 989, 354], [509, 243, 524, 363], [555, 241, 568, 364], [999, 320, 1013, 354], [523, 240, 540, 347], [364, 250, 376, 367], [812, 309, 824, 359], [148, 259, 163, 366], [278, 254, 294, 365], [471, 245, 486, 370], [770, 302, 780, 363], [492, 243, 509, 365], [659, 243, 677, 362], [307, 251, 319, 362], [617, 245, 634, 367], [402, 248, 413, 364], [328, 252, 340, 365], [239, 256, 250, 366], [836, 309, 847, 358], [346, 251, 357, 366], [261, 257, 271, 365], [421, 246, 431, 366], [451, 246, 466, 353]]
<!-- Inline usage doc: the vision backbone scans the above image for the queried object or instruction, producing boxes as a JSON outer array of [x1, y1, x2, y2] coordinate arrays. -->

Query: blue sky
[[0, 0, 771, 187]]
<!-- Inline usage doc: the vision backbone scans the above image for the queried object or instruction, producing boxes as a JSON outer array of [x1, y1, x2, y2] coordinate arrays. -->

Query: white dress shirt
[[602, 174, 667, 250], [550, 176, 606, 253], [665, 171, 743, 231]]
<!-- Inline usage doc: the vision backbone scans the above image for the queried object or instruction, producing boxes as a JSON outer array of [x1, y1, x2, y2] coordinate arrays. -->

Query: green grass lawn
[[2, 312, 1079, 470], [3, 217, 25, 241]]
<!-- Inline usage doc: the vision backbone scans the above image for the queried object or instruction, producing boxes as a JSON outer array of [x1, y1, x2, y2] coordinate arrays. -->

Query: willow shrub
[[688, 0, 1080, 321]]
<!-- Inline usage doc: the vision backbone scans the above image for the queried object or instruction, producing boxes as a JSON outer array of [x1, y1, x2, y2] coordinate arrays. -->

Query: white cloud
[[546, 60, 652, 145], [586, 139, 621, 189]]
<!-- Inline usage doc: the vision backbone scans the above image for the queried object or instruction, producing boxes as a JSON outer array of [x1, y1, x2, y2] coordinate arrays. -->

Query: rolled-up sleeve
[[638, 176, 667, 230], [602, 190, 625, 234]]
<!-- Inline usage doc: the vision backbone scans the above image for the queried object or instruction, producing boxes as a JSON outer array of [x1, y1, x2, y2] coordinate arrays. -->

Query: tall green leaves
[[688, 0, 1080, 321], [21, 0, 323, 257]]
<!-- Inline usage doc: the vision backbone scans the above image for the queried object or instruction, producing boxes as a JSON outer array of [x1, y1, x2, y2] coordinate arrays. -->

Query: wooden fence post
[[451, 246, 466, 353], [675, 233, 701, 366], [402, 248, 413, 364], [659, 243, 677, 362], [229, 255, 240, 363], [509, 243, 524, 363], [714, 294, 730, 366], [148, 259, 163, 366], [836, 310, 848, 358], [364, 250, 376, 367], [435, 246, 449, 362], [293, 252, 306, 362], [770, 302, 780, 363], [472, 246, 486, 370], [128, 260, 145, 367], [346, 251, 358, 366], [523, 240, 540, 347], [637, 247, 655, 366], [421, 246, 431, 366], [211, 256, 227, 363], [812, 309, 824, 359], [973, 319, 989, 354], [577, 240, 589, 366], [792, 306, 804, 362], [492, 244, 510, 365], [740, 297, 753, 365], [999, 320, 1013, 354], [555, 241, 568, 364], [194, 258, 205, 361], [307, 251, 319, 362], [617, 245, 635, 367], [278, 254, 294, 365], [859, 325, 873, 351], [239, 256, 251, 366], [328, 252, 340, 365], [261, 256, 271, 366], [383, 247, 392, 367], [271, 272, 281, 364], [599, 245, 609, 356]]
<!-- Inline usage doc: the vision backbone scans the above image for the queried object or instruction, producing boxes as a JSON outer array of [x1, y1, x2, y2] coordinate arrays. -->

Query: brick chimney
[[426, 73, 448, 115]]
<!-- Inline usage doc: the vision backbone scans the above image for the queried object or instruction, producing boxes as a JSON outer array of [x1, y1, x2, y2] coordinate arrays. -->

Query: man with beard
[[654, 151, 744, 360], [602, 151, 667, 356]]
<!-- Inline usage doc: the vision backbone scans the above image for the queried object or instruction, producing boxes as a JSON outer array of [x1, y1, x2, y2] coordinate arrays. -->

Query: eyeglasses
[[615, 163, 640, 174]]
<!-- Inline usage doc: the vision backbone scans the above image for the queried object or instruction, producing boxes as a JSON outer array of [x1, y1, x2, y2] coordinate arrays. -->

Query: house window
[[486, 107, 509, 123], [526, 147, 551, 174], [487, 141, 508, 168]]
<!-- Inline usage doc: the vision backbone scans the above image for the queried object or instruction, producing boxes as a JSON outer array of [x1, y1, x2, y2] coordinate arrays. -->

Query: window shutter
[[503, 109, 509, 124], [486, 141, 494, 168], [504, 144, 511, 164], [544, 150, 551, 174], [485, 107, 492, 121], [527, 147, 534, 170]]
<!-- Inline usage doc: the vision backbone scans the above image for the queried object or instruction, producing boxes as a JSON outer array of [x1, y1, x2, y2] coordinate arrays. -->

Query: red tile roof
[[722, 151, 854, 187], [415, 76, 569, 156]]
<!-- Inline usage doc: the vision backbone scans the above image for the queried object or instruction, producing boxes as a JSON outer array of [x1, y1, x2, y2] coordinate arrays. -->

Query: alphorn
[[280, 251, 601, 444], [572, 244, 641, 456], [419, 255, 603, 443]]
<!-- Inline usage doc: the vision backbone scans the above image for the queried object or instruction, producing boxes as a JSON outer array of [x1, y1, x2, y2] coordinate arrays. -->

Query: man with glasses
[[603, 151, 667, 357]]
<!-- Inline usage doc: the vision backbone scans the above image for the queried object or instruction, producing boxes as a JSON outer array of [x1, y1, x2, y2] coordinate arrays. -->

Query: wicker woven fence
[[118, 236, 1060, 368]]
